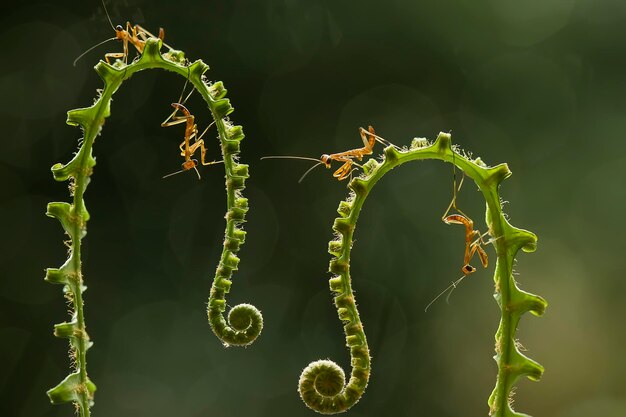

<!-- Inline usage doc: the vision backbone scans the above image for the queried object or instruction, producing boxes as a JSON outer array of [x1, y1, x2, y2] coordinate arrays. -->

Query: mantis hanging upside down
[[425, 155, 492, 312], [160, 84, 221, 179]]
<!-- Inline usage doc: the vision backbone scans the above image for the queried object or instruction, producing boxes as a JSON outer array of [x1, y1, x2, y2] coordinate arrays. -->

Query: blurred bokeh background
[[2, 0, 626, 416]]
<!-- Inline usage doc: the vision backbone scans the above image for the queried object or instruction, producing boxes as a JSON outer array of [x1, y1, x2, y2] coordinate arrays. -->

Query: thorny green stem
[[299, 133, 547, 416], [45, 39, 261, 415]]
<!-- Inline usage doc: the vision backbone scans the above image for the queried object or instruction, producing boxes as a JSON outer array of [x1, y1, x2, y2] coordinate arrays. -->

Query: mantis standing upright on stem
[[261, 125, 398, 183], [73, 0, 173, 66]]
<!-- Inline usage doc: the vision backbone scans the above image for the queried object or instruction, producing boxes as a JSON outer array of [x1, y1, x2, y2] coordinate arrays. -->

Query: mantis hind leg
[[469, 237, 489, 268], [442, 171, 468, 220], [359, 125, 376, 148], [188, 139, 219, 166]]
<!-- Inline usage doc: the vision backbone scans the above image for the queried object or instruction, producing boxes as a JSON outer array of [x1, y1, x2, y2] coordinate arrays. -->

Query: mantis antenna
[[101, 0, 116, 30], [162, 164, 201, 179], [260, 156, 325, 183], [424, 274, 467, 312], [73, 0, 118, 67], [73, 38, 117, 67], [297, 162, 324, 183]]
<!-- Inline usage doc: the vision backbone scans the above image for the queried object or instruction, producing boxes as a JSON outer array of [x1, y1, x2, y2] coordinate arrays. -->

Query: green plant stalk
[[299, 133, 547, 416], [45, 39, 262, 415]]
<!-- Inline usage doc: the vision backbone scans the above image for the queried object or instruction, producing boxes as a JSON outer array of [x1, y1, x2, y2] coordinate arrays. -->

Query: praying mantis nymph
[[73, 0, 173, 66], [160, 99, 221, 180], [261, 125, 399, 182], [425, 155, 492, 312]]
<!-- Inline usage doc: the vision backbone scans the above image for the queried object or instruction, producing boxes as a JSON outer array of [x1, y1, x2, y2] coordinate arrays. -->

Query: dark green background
[[2, 0, 625, 416]]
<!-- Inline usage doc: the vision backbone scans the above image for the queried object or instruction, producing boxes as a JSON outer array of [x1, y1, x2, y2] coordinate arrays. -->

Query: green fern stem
[[299, 132, 547, 416], [45, 39, 261, 415]]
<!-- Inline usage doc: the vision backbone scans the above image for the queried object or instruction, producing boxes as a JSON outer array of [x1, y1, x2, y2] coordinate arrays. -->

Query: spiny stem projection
[[45, 39, 261, 415], [299, 133, 547, 416]]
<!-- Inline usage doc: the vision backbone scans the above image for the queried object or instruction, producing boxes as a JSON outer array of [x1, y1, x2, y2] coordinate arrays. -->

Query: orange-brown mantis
[[103, 22, 168, 65], [425, 156, 492, 312], [261, 125, 398, 183], [161, 103, 220, 179], [160, 82, 221, 179], [73, 0, 172, 66]]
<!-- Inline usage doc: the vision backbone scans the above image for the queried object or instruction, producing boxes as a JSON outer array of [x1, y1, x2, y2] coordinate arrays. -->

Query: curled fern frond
[[300, 132, 546, 416], [46, 38, 261, 415]]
